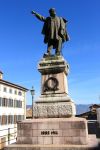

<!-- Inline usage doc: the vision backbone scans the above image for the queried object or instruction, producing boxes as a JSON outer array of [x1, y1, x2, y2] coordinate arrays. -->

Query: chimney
[[0, 71, 3, 79]]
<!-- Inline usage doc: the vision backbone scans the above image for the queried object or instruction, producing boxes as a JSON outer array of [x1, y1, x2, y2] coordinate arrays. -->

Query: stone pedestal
[[5, 56, 94, 150], [33, 56, 76, 118]]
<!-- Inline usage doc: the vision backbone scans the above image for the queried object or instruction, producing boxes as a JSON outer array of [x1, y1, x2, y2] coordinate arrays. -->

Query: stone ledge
[[18, 117, 87, 123], [36, 95, 73, 102]]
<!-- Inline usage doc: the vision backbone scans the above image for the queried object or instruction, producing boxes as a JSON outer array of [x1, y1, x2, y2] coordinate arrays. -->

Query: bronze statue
[[31, 8, 69, 56]]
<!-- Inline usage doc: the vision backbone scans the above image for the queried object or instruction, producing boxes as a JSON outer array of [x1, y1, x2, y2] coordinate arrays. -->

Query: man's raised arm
[[31, 11, 46, 22]]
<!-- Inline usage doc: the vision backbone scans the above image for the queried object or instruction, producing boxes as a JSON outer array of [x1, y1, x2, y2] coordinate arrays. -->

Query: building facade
[[0, 71, 28, 149]]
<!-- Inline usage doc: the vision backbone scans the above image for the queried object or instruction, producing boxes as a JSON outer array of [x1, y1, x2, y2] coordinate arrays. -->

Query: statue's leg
[[47, 40, 53, 55], [55, 38, 62, 55]]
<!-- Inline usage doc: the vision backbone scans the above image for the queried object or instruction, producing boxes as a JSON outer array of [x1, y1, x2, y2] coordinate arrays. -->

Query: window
[[19, 101, 22, 108], [8, 115, 13, 124], [8, 99, 13, 107], [14, 100, 20, 108], [0, 98, 22, 108], [18, 115, 21, 121], [18, 91, 22, 96], [3, 87, 7, 92], [2, 98, 4, 106], [14, 100, 16, 107], [5, 98, 8, 106], [0, 115, 24, 125], [9, 88, 12, 94], [8, 99, 10, 107], [2, 98, 8, 107], [2, 115, 7, 125], [10, 99, 13, 107], [14, 90, 17, 95]]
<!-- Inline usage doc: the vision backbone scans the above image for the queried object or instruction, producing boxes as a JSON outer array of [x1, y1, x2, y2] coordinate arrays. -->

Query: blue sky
[[0, 0, 100, 104]]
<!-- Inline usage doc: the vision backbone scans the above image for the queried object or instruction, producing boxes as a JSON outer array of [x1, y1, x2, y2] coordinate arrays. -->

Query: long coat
[[41, 16, 69, 44]]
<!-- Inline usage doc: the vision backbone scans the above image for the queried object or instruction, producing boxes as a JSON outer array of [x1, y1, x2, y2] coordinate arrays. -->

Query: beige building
[[0, 71, 28, 149]]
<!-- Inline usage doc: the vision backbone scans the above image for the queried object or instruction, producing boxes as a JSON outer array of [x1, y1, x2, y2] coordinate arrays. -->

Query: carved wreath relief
[[43, 77, 59, 92]]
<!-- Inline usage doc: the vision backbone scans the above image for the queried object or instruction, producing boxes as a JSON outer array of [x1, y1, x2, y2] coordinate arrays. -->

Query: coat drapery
[[41, 16, 69, 44]]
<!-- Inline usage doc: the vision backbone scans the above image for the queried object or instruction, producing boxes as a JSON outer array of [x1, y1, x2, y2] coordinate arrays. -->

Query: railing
[[0, 127, 17, 149]]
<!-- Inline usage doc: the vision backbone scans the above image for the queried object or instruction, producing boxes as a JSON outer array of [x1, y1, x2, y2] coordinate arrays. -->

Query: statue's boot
[[55, 52, 60, 56], [43, 52, 51, 57]]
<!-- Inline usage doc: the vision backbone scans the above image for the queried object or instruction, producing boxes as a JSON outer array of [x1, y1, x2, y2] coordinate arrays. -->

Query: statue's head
[[49, 8, 56, 17]]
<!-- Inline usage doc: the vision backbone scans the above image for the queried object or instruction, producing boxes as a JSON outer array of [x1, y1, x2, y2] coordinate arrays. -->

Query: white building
[[0, 71, 28, 149]]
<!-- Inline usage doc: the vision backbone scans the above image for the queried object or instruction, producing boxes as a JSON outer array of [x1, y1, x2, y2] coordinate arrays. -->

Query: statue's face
[[49, 10, 56, 17]]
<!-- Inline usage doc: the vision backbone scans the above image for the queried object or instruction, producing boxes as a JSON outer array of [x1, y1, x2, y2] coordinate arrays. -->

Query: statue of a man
[[31, 8, 69, 56]]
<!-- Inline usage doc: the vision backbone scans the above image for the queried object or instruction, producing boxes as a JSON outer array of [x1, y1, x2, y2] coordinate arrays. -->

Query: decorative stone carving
[[38, 105, 48, 118], [58, 104, 72, 116], [33, 102, 75, 118], [47, 104, 58, 117]]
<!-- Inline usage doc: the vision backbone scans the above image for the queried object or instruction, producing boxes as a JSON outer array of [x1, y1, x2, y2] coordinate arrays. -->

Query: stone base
[[16, 117, 88, 145], [4, 135, 99, 150]]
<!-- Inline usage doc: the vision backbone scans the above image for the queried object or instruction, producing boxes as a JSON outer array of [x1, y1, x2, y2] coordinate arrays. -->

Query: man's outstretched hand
[[31, 11, 36, 15]]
